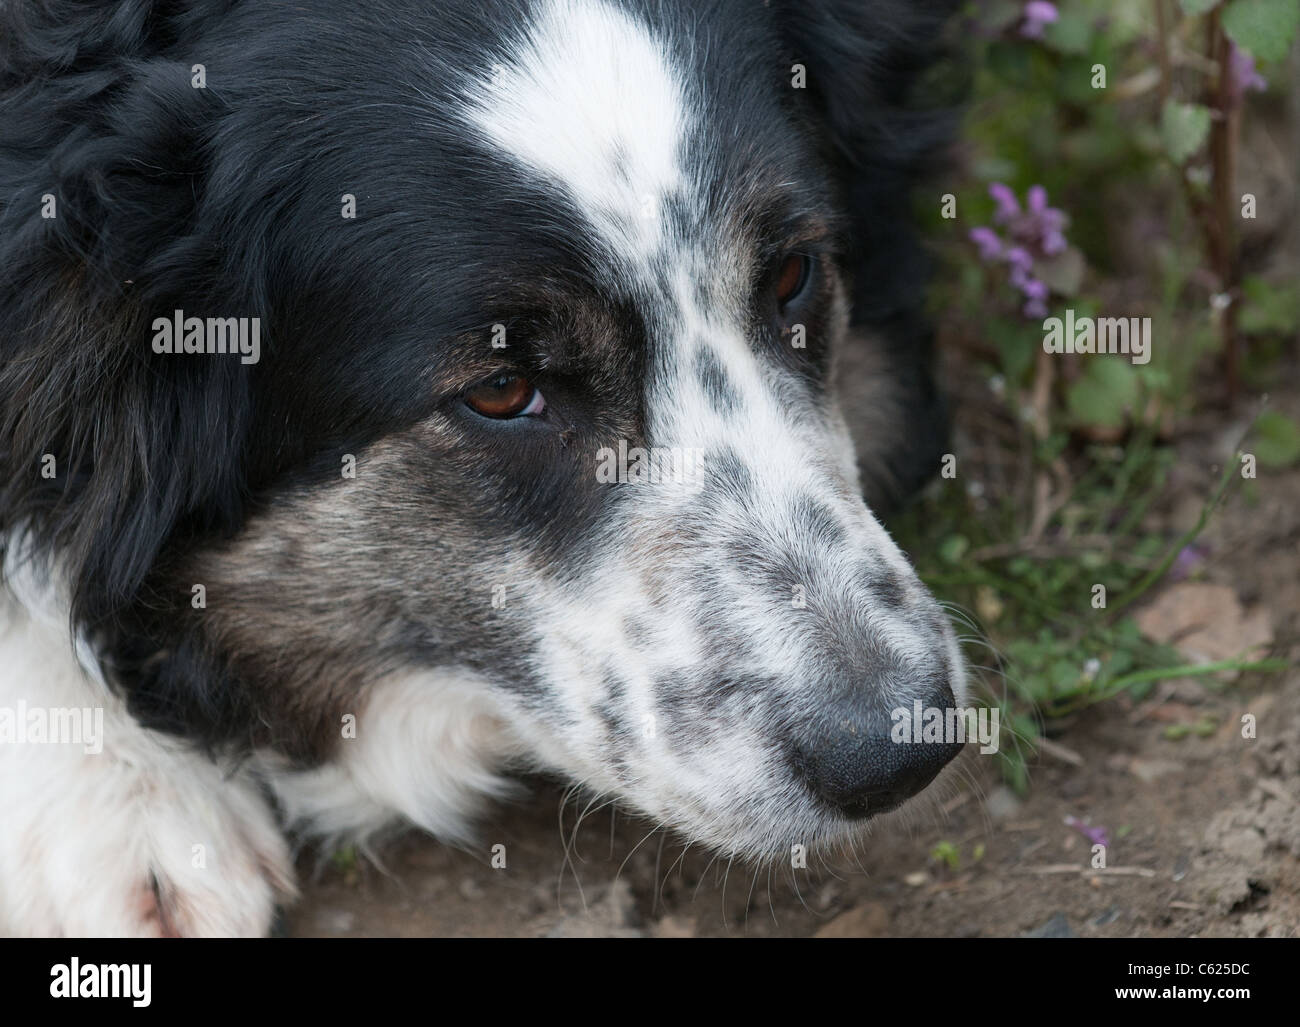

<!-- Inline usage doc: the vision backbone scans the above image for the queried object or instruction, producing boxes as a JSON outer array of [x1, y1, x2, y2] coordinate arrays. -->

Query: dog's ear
[[774, 0, 962, 507], [0, 2, 250, 628]]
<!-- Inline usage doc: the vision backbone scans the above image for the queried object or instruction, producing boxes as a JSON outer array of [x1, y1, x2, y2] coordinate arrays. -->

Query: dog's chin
[[620, 796, 885, 866], [662, 760, 962, 866], [673, 818, 871, 867]]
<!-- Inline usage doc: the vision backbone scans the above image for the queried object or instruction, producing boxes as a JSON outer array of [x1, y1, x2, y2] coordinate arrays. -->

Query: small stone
[[546, 878, 643, 937], [1092, 905, 1122, 926], [984, 785, 1022, 821], [1135, 583, 1272, 667], [651, 914, 695, 938], [813, 882, 843, 912], [814, 903, 892, 938], [1219, 828, 1267, 864], [314, 908, 356, 934], [1130, 758, 1183, 783]]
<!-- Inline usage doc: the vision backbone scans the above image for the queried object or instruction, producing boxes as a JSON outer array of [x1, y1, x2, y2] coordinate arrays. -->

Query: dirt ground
[[286, 384, 1300, 939]]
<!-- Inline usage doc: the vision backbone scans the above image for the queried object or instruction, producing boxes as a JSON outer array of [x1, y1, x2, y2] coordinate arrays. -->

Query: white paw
[[0, 729, 297, 937], [0, 588, 296, 936]]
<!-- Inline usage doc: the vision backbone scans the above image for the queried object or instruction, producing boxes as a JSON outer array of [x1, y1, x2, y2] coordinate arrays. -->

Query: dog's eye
[[774, 252, 812, 308], [464, 374, 545, 419]]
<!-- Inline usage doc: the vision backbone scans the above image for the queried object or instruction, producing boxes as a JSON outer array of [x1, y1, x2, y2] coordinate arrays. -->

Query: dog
[[0, 0, 963, 936]]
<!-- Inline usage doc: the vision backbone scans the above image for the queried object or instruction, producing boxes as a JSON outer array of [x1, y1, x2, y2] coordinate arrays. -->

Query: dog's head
[[1, 0, 962, 858]]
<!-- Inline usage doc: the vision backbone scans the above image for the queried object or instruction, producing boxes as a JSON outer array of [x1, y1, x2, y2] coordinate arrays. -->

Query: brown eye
[[464, 374, 545, 419], [775, 252, 811, 307]]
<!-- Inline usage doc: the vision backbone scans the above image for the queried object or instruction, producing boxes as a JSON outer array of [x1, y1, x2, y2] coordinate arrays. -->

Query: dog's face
[[2, 0, 961, 860]]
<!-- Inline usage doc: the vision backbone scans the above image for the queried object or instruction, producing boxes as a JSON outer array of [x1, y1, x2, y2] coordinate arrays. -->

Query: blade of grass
[[1105, 454, 1240, 621], [1049, 656, 1291, 715]]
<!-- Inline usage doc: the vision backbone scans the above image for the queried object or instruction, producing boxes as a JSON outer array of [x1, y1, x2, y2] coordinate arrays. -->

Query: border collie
[[0, 0, 963, 936]]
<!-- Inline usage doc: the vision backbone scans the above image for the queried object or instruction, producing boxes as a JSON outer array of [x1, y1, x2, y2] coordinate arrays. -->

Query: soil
[[284, 379, 1300, 939]]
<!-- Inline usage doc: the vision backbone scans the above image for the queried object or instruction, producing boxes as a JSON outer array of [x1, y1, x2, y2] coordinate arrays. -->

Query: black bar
[[1, 938, 1293, 1014]]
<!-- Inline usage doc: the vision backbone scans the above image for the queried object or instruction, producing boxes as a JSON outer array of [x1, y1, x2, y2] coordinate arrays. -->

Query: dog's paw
[[0, 581, 298, 937], [0, 724, 296, 937], [130, 767, 299, 938]]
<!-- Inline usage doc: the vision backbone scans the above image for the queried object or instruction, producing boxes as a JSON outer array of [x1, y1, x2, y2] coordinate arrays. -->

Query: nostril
[[789, 679, 963, 820]]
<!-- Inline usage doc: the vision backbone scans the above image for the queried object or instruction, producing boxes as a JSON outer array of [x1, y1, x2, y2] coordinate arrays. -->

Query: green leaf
[[980, 0, 1026, 33], [1002, 755, 1030, 795], [331, 844, 359, 872], [1223, 0, 1300, 63], [939, 534, 970, 565], [1239, 275, 1300, 336], [1044, 10, 1094, 55], [1160, 100, 1211, 165], [1035, 246, 1086, 297], [986, 40, 1034, 86], [1067, 358, 1141, 430], [1179, 0, 1221, 14], [1036, 430, 1070, 464], [1049, 659, 1081, 696], [991, 316, 1039, 384], [1254, 411, 1300, 468], [930, 841, 961, 871]]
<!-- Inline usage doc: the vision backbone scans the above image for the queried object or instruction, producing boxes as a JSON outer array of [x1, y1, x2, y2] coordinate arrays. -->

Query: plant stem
[[1154, 0, 1171, 107], [1106, 454, 1239, 619], [1208, 7, 1241, 399]]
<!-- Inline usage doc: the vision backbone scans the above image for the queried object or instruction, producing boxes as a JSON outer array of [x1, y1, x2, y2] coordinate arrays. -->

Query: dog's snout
[[789, 674, 962, 821]]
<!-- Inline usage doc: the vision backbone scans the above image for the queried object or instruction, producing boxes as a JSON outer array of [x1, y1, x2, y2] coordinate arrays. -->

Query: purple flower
[[1170, 543, 1209, 582], [969, 226, 1004, 261], [1065, 815, 1110, 849], [1021, 276, 1050, 318], [968, 182, 1071, 319], [1226, 42, 1267, 107], [1041, 229, 1067, 255], [1005, 246, 1033, 272], [989, 182, 1020, 222], [1020, 1, 1059, 39], [1020, 277, 1048, 300]]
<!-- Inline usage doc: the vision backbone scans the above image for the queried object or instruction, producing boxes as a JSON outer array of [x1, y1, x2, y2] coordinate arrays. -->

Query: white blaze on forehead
[[461, 0, 688, 256]]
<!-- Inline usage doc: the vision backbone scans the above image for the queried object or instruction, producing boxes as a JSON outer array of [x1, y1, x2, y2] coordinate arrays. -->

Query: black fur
[[783, 0, 961, 505]]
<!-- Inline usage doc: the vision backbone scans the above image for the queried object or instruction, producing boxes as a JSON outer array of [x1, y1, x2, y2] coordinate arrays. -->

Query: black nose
[[789, 677, 963, 820]]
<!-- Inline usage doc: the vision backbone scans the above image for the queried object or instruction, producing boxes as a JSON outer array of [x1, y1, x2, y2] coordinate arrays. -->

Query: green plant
[[900, 0, 1298, 791]]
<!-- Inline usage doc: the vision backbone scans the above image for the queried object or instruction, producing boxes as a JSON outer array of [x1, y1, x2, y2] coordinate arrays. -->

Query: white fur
[[261, 672, 524, 846], [460, 0, 687, 258], [0, 547, 294, 937]]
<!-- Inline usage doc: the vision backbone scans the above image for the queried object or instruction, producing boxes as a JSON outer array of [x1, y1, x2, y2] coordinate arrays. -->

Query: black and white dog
[[0, 0, 964, 936]]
